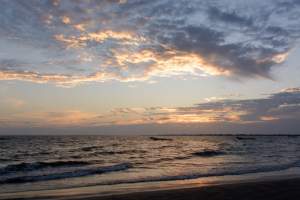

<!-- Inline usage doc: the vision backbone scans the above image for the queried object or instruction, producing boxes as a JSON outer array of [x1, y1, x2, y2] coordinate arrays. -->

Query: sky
[[0, 0, 300, 135]]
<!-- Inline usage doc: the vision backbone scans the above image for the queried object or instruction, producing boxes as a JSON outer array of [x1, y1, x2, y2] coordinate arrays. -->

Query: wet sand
[[4, 178, 300, 200], [95, 178, 300, 200]]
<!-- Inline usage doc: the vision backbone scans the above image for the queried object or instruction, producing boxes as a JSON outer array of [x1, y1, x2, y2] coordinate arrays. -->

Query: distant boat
[[192, 150, 225, 157], [0, 137, 8, 141], [149, 137, 173, 141], [236, 136, 256, 140]]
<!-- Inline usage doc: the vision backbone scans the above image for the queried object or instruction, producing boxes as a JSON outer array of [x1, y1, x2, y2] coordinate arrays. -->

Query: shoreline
[[1, 171, 300, 200], [1, 178, 300, 200], [97, 178, 300, 200]]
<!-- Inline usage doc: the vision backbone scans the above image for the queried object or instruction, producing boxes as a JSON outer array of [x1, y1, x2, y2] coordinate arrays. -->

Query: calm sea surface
[[1, 135, 300, 194]]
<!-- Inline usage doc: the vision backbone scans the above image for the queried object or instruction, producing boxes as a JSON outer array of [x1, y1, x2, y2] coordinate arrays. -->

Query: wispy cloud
[[1, 87, 299, 128], [0, 97, 25, 109], [0, 0, 299, 86]]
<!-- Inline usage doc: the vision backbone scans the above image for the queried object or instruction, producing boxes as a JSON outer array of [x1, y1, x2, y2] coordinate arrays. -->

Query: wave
[[0, 163, 131, 184], [90, 150, 147, 155], [3, 160, 300, 186], [0, 158, 11, 162], [0, 160, 91, 174], [143, 155, 192, 165], [14, 151, 51, 158], [192, 150, 226, 157], [77, 160, 300, 187], [81, 145, 103, 152]]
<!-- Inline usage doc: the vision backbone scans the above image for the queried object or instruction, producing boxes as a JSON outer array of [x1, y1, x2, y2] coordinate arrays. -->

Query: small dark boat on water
[[149, 137, 173, 141], [236, 136, 256, 140]]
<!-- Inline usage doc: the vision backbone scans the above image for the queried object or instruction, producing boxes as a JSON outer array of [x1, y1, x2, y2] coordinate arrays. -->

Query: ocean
[[1, 135, 300, 195]]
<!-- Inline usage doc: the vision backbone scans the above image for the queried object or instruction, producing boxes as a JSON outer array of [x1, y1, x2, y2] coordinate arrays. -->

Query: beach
[[98, 178, 300, 200], [1, 178, 300, 200]]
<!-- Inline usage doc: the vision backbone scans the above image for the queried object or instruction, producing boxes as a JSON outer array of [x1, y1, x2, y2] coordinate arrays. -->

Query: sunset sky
[[0, 0, 300, 135]]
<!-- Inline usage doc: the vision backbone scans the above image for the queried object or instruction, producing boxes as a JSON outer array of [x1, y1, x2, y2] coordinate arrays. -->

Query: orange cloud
[[61, 16, 71, 24], [257, 52, 289, 64], [1, 0, 295, 89], [7, 98, 25, 108], [36, 111, 98, 126], [0, 68, 155, 87], [0, 70, 120, 86], [0, 27, 289, 87], [54, 30, 145, 49], [107, 106, 246, 125], [0, 105, 247, 128], [260, 116, 279, 121], [113, 48, 231, 78], [73, 24, 86, 32], [2, 85, 299, 128], [0, 110, 102, 128], [0, 97, 25, 110]]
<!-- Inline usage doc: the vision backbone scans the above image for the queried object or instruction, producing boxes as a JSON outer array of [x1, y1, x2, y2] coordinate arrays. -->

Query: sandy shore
[[91, 178, 300, 200], [2, 178, 300, 200]]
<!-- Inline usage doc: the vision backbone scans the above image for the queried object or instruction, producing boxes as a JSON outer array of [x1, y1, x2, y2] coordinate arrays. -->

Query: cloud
[[0, 69, 150, 87], [1, 87, 299, 128], [0, 0, 300, 86], [61, 16, 71, 24], [94, 87, 300, 126], [193, 87, 300, 123], [53, 30, 144, 49], [0, 97, 25, 109], [0, 110, 102, 128]]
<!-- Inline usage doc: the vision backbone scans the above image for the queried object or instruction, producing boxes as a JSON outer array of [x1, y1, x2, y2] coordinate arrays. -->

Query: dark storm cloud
[[0, 0, 300, 85]]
